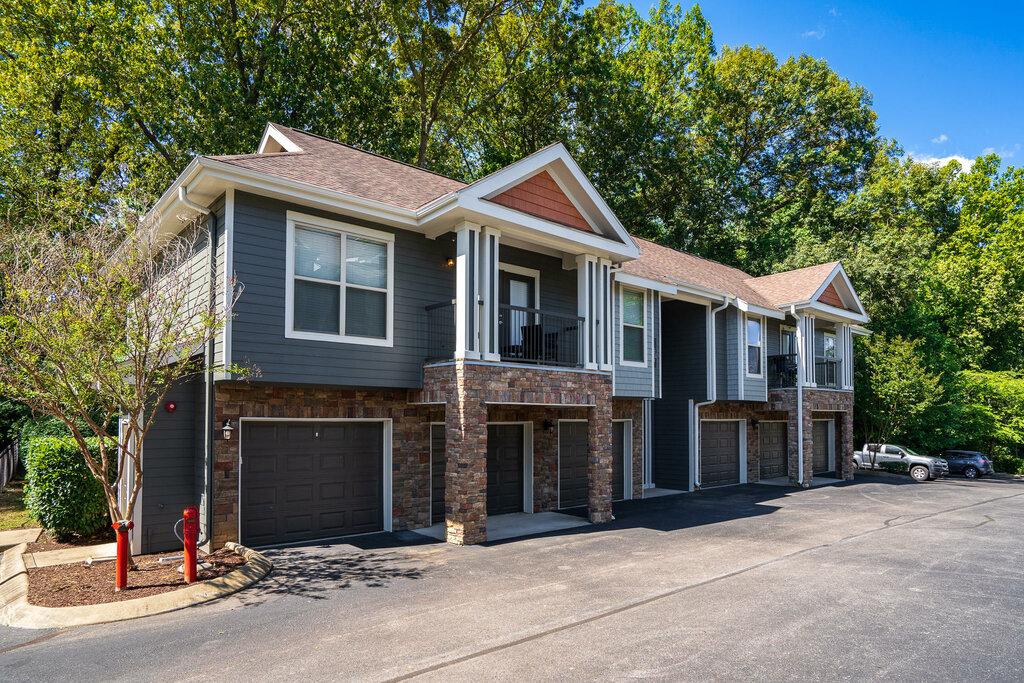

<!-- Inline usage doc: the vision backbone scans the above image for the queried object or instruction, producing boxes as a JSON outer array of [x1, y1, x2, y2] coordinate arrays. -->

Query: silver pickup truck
[[854, 443, 949, 482]]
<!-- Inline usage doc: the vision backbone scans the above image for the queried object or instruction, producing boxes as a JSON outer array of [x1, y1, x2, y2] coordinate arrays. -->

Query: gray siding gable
[[229, 191, 454, 388]]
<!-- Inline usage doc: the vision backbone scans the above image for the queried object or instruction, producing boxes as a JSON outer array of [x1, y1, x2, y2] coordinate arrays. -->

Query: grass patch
[[0, 480, 38, 531]]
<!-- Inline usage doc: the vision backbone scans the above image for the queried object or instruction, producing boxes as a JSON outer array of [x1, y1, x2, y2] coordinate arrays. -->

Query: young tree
[[0, 205, 240, 590]]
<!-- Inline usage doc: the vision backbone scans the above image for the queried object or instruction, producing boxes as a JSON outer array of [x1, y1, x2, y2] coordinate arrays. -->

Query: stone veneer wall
[[769, 388, 854, 486], [212, 382, 442, 548], [421, 362, 613, 543], [699, 401, 788, 484], [613, 398, 645, 499], [212, 368, 636, 548]]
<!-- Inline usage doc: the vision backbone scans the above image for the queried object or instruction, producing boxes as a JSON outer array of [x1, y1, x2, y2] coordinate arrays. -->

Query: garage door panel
[[487, 425, 524, 515], [241, 421, 384, 546], [700, 421, 740, 487], [759, 422, 787, 479], [558, 421, 588, 509]]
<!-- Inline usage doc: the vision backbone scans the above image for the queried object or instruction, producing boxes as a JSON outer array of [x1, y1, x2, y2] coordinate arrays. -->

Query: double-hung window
[[746, 315, 762, 376], [621, 288, 646, 365], [286, 212, 394, 346]]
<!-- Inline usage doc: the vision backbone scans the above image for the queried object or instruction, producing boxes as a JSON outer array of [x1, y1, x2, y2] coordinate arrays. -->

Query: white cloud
[[802, 28, 826, 39], [931, 133, 948, 144], [983, 144, 1019, 159], [829, 7, 840, 17], [908, 153, 974, 172]]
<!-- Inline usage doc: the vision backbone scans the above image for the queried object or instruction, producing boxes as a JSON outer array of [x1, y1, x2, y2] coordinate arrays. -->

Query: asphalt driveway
[[3, 475, 1023, 681]]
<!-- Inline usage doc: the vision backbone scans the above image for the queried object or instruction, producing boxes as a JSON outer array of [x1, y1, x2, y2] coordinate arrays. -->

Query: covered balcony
[[767, 316, 853, 391], [422, 221, 613, 372]]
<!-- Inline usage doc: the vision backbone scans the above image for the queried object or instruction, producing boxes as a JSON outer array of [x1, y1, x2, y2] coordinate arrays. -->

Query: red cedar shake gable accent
[[818, 282, 855, 311], [487, 170, 594, 233]]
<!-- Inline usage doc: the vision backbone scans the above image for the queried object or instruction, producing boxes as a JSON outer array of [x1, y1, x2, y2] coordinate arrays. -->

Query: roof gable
[[456, 143, 636, 252], [487, 170, 593, 233]]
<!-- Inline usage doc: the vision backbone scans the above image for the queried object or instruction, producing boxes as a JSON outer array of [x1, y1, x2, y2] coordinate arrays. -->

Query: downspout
[[792, 305, 806, 487], [692, 296, 732, 489], [181, 185, 216, 547]]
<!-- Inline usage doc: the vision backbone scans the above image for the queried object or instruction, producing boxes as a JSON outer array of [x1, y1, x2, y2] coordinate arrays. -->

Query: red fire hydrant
[[183, 505, 199, 583], [113, 519, 133, 592]]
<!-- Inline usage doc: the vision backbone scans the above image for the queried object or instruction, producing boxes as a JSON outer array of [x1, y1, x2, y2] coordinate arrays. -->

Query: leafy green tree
[[855, 334, 944, 448]]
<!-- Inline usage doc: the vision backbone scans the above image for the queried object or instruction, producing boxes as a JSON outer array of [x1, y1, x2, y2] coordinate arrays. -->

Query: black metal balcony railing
[[424, 301, 585, 368], [498, 303, 584, 368], [815, 357, 841, 389], [768, 354, 843, 389], [768, 353, 798, 389]]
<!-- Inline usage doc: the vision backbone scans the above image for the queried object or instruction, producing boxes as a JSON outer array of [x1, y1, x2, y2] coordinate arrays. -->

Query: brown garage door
[[487, 424, 524, 514], [612, 421, 626, 501], [241, 421, 383, 547], [430, 424, 446, 524], [813, 420, 832, 474], [759, 422, 787, 479], [700, 421, 740, 487], [559, 421, 588, 509]]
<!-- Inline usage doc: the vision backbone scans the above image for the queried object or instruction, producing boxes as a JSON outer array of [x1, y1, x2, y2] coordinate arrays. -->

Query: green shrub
[[23, 437, 114, 539], [879, 460, 909, 474], [993, 453, 1024, 475]]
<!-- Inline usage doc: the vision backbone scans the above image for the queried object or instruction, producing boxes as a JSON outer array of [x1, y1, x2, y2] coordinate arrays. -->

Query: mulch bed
[[26, 530, 114, 554], [26, 548, 246, 608]]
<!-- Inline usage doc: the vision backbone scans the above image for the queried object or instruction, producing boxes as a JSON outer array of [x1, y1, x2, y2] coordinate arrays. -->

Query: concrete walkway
[[23, 542, 116, 569], [0, 528, 40, 550], [414, 511, 589, 542]]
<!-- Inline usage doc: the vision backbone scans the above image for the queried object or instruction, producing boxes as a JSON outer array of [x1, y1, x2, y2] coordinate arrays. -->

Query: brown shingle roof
[[747, 262, 839, 307], [207, 125, 466, 210], [623, 238, 841, 309], [622, 238, 776, 307]]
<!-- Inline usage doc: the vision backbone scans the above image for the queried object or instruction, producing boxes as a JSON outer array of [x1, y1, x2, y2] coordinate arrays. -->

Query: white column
[[802, 315, 817, 387], [454, 222, 481, 360], [479, 227, 500, 361], [840, 323, 854, 389], [794, 313, 807, 388], [598, 258, 613, 370], [576, 254, 598, 369]]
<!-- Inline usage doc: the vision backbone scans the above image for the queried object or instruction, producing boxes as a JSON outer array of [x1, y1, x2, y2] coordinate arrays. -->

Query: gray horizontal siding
[[210, 195, 226, 366], [613, 282, 656, 398], [653, 299, 707, 490], [229, 192, 454, 388], [142, 376, 201, 553]]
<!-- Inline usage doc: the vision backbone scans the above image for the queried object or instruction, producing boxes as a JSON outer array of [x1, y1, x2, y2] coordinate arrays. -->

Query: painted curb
[[0, 541, 272, 629]]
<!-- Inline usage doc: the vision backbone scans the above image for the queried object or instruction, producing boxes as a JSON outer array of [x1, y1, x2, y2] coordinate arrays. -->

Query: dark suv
[[937, 450, 994, 479]]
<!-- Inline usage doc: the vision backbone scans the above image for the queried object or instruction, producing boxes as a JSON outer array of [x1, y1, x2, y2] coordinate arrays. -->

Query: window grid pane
[[294, 280, 341, 334], [295, 227, 341, 281], [747, 345, 761, 375], [345, 288, 387, 338], [746, 318, 761, 346], [346, 236, 387, 288], [623, 326, 645, 363], [622, 291, 644, 326]]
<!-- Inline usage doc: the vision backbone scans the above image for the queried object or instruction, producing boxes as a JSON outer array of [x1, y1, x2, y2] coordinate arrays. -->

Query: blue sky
[[627, 1, 1024, 169]]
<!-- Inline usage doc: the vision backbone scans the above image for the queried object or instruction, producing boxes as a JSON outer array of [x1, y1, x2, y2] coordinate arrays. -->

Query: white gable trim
[[258, 124, 303, 154], [454, 143, 638, 257], [810, 263, 867, 317]]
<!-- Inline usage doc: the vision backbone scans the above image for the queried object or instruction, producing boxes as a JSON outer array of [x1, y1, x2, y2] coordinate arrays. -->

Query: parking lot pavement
[[2, 475, 1023, 682]]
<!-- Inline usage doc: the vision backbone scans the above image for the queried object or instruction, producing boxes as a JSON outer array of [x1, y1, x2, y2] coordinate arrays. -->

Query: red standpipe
[[183, 505, 199, 583], [113, 520, 133, 591]]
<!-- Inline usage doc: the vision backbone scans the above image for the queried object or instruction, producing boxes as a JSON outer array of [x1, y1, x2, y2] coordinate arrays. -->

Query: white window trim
[[619, 285, 648, 367], [284, 210, 395, 347], [745, 314, 764, 378]]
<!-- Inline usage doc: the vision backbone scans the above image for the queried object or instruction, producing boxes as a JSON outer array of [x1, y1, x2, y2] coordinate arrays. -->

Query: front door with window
[[499, 271, 536, 355]]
